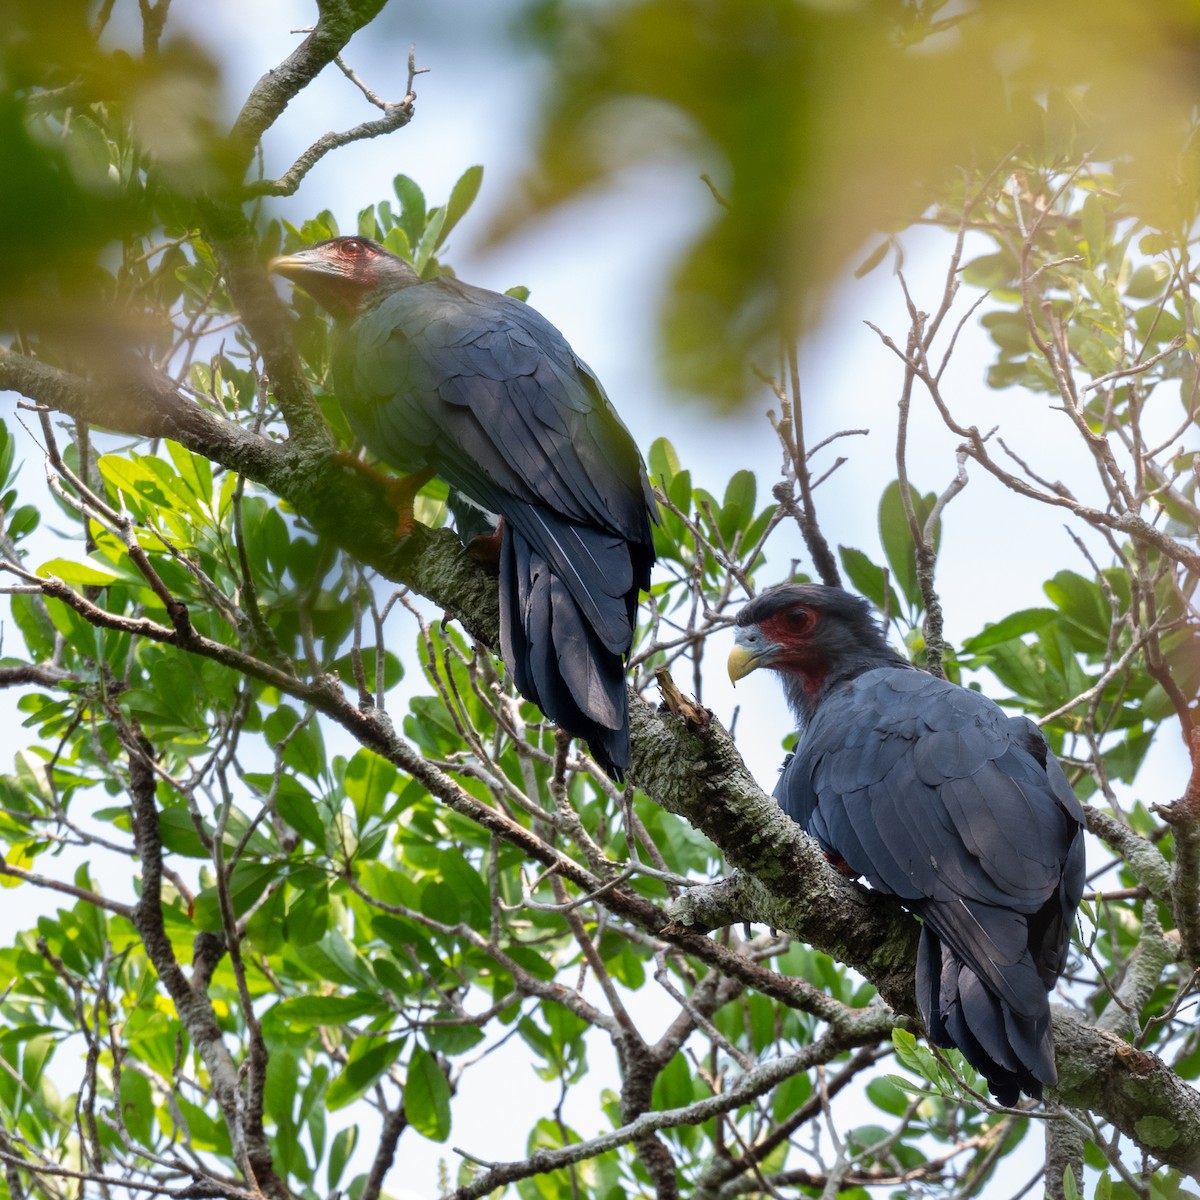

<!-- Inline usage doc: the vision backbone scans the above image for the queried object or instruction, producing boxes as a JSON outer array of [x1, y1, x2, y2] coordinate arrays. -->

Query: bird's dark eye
[[341, 239, 365, 258], [784, 607, 816, 634]]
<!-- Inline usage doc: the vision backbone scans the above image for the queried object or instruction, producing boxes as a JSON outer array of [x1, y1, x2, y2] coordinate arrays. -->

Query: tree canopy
[[0, 3, 1197, 1200]]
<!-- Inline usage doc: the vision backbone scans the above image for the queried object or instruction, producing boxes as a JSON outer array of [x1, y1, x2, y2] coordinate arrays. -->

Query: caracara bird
[[728, 584, 1085, 1106], [270, 237, 656, 780]]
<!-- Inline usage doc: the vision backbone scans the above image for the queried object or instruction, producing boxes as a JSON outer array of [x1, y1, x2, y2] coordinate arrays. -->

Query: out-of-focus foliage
[[0, 1, 237, 336], [503, 0, 1200, 405], [0, 4, 1197, 1200]]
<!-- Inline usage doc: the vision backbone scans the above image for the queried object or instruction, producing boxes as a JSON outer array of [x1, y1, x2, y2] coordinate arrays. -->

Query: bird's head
[[728, 584, 901, 719], [269, 236, 420, 319]]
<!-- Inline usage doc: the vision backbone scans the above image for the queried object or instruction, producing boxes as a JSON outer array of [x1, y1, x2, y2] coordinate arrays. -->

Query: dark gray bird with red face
[[728, 584, 1084, 1106], [270, 237, 656, 780]]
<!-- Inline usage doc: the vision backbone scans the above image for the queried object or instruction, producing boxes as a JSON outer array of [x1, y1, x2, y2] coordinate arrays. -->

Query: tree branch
[[225, 0, 391, 173], [10, 281, 1200, 1181], [126, 732, 286, 1199], [446, 1029, 864, 1200], [1155, 727, 1200, 964]]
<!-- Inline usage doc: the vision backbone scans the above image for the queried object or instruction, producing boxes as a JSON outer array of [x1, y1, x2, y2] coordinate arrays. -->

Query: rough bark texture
[[631, 699, 919, 1011]]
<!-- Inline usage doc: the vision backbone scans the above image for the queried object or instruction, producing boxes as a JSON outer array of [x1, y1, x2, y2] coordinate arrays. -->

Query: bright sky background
[[2, 2, 1194, 1195]]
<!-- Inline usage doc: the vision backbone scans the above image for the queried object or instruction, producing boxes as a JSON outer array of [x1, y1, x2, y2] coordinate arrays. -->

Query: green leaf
[[328, 1125, 358, 1192], [293, 930, 378, 991], [837, 546, 900, 614], [10, 591, 57, 660], [890, 1028, 951, 1092], [651, 1051, 694, 1110], [962, 251, 1017, 290], [877, 481, 936, 610], [393, 174, 427, 248], [37, 556, 120, 586], [158, 805, 208, 858], [437, 164, 483, 249], [770, 1070, 812, 1122], [413, 208, 447, 274], [438, 849, 490, 929], [648, 437, 681, 488], [262, 708, 326, 780], [357, 204, 380, 239], [326, 1035, 406, 1111], [381, 225, 412, 262], [854, 240, 889, 278], [1043, 570, 1111, 653], [718, 469, 756, 544], [961, 607, 1058, 652], [0, 420, 15, 491], [192, 862, 281, 930], [284, 881, 330, 946], [405, 1046, 452, 1141], [1062, 1164, 1079, 1200], [273, 994, 384, 1028], [330, 647, 403, 694], [865, 1076, 909, 1117], [424, 1023, 485, 1056], [979, 310, 1030, 355], [1081, 193, 1106, 266], [119, 1068, 155, 1146], [344, 749, 398, 825], [1126, 262, 1170, 299], [275, 781, 327, 847], [165, 439, 213, 506], [6, 505, 39, 541]]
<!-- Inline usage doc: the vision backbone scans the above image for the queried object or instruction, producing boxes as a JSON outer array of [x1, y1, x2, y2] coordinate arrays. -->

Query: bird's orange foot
[[823, 850, 858, 879], [333, 452, 435, 540], [464, 522, 504, 567]]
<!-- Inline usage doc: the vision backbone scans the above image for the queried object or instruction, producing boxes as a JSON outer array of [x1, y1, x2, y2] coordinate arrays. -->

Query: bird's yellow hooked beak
[[727, 641, 760, 685], [268, 248, 342, 282], [728, 625, 779, 684]]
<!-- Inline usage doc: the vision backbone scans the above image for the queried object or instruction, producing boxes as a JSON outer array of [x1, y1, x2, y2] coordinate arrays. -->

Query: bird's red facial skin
[[331, 238, 370, 270], [326, 238, 382, 297], [288, 239, 386, 318], [756, 607, 828, 697]]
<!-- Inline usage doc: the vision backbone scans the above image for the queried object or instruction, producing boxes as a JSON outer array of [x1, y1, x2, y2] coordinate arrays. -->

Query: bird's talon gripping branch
[[382, 466, 436, 540], [330, 451, 434, 540]]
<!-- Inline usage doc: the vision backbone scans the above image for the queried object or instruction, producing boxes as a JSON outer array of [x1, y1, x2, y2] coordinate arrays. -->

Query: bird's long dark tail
[[498, 512, 644, 780], [914, 901, 1056, 1107]]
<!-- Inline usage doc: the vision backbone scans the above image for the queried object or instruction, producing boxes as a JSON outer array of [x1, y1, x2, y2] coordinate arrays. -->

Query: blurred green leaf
[[326, 1036, 406, 1111], [437, 164, 484, 249], [405, 1046, 452, 1141]]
